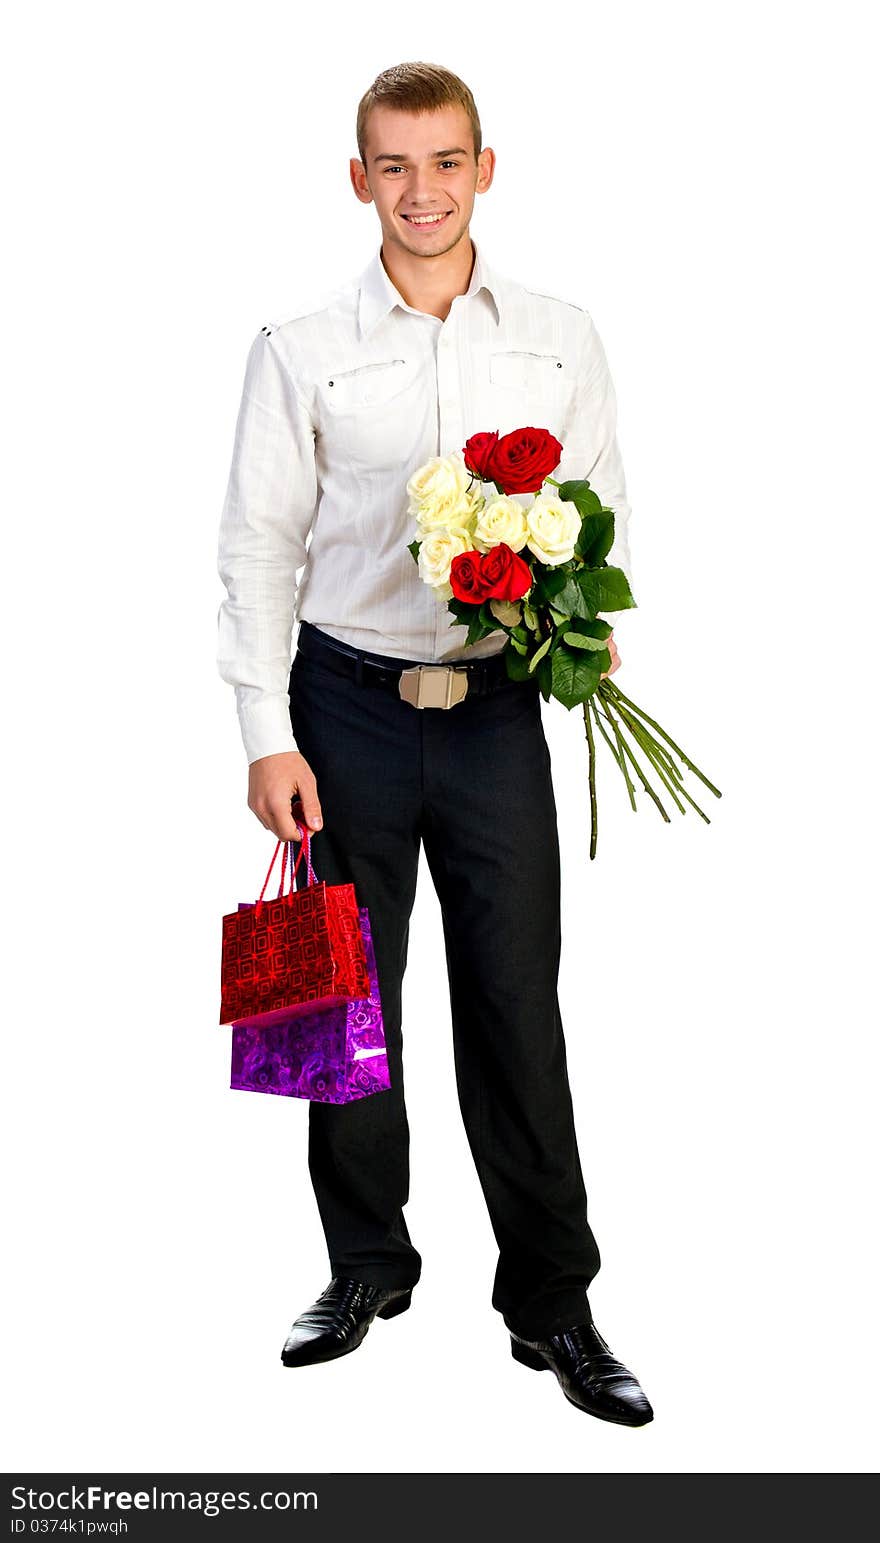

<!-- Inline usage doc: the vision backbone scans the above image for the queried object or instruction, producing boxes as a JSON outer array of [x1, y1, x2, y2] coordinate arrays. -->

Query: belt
[[295, 619, 521, 707]]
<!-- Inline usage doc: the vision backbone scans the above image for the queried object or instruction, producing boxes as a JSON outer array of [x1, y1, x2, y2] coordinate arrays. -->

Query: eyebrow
[[372, 147, 469, 163]]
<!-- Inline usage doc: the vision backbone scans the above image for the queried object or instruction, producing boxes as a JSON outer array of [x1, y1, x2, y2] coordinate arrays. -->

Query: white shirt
[[216, 236, 634, 764]]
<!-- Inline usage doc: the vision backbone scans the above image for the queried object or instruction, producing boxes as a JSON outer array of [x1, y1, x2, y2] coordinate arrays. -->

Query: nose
[[408, 169, 445, 203]]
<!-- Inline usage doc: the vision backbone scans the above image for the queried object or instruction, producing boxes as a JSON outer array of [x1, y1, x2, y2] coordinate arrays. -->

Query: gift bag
[[230, 903, 390, 1104], [219, 823, 370, 1030]]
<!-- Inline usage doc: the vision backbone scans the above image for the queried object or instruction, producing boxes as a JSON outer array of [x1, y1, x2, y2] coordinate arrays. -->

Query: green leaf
[[552, 578, 592, 619], [564, 616, 614, 642], [557, 479, 603, 518], [454, 600, 499, 648], [528, 634, 553, 673], [446, 597, 471, 621], [509, 634, 528, 655], [550, 643, 604, 709], [537, 655, 553, 700], [528, 562, 571, 608], [575, 511, 615, 566], [522, 603, 540, 632], [562, 631, 607, 650], [577, 565, 636, 614], [548, 606, 568, 627], [541, 564, 573, 598], [505, 643, 532, 677], [407, 538, 421, 562], [465, 608, 488, 647]]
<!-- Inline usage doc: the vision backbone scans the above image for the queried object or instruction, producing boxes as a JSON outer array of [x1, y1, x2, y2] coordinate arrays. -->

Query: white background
[[3, 0, 878, 1477]]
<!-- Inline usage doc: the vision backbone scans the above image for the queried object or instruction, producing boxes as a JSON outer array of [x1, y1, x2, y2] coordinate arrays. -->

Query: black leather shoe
[[509, 1321, 654, 1426], [280, 1277, 413, 1367]]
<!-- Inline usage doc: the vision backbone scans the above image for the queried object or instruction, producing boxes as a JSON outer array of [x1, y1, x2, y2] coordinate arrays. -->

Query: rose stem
[[599, 694, 688, 814], [597, 703, 671, 824], [592, 693, 633, 798], [610, 700, 689, 816], [592, 695, 638, 810], [599, 689, 711, 824], [605, 693, 682, 783], [582, 699, 599, 859], [613, 699, 714, 824], [590, 693, 626, 773], [606, 688, 711, 822], [602, 680, 723, 800]]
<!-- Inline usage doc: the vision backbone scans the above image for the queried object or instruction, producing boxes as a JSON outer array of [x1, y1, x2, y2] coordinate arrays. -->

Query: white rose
[[525, 491, 581, 566], [417, 527, 475, 599], [472, 496, 529, 554], [407, 452, 482, 531]]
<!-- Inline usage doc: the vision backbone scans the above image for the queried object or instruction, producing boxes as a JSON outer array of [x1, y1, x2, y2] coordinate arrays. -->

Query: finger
[[292, 777, 324, 833], [268, 797, 308, 843]]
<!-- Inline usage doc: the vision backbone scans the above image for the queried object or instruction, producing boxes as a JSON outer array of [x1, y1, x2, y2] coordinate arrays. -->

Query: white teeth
[[405, 213, 448, 225]]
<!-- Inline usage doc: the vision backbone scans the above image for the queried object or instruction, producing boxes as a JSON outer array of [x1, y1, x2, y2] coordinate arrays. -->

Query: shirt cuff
[[237, 696, 300, 765]]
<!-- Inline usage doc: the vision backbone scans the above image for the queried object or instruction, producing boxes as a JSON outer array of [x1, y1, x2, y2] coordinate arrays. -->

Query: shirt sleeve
[[556, 307, 635, 610], [216, 327, 318, 764]]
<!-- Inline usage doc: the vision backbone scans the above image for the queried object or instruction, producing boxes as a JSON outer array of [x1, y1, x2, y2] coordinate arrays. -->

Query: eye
[[383, 161, 460, 174]]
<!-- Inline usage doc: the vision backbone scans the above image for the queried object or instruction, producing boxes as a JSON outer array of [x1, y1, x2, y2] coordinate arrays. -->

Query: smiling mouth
[[401, 211, 452, 229]]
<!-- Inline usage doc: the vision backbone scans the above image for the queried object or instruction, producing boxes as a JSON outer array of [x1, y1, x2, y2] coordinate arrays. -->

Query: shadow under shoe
[[281, 1276, 413, 1368], [510, 1321, 654, 1426]]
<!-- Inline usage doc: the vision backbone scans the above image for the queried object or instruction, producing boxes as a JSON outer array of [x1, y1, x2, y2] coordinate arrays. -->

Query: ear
[[349, 157, 373, 204]]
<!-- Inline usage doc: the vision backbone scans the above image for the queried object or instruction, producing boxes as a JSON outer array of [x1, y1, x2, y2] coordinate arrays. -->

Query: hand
[[247, 751, 324, 841], [600, 630, 621, 679]]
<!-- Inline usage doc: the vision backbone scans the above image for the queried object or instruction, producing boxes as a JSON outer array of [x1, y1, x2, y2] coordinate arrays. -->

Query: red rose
[[480, 542, 533, 603], [462, 431, 500, 481], [449, 550, 492, 602], [491, 426, 563, 495]]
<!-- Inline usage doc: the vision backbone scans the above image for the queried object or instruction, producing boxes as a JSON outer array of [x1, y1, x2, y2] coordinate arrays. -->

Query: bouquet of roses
[[406, 425, 721, 858]]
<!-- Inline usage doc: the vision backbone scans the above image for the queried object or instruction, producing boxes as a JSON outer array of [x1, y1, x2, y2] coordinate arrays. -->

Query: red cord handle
[[255, 820, 318, 913]]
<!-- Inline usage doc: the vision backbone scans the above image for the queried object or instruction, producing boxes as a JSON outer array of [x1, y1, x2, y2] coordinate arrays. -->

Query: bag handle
[[255, 821, 318, 915], [288, 819, 318, 890]]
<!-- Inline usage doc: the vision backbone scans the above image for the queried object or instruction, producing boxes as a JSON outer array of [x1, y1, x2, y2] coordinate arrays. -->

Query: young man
[[216, 62, 653, 1427]]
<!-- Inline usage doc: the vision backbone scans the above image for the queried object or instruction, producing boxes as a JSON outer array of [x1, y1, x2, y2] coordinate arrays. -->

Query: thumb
[[293, 787, 323, 834]]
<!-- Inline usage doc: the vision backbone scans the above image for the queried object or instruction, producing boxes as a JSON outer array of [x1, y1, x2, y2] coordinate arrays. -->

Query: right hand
[[247, 751, 324, 842]]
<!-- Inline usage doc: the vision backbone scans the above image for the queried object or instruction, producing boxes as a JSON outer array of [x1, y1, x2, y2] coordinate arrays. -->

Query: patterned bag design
[[219, 828, 369, 1029], [230, 904, 390, 1104]]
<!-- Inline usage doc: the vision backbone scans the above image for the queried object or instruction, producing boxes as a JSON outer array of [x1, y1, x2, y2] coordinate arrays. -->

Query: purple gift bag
[[230, 861, 391, 1104]]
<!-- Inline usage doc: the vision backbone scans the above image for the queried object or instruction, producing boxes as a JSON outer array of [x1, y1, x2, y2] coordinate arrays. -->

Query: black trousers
[[288, 622, 601, 1339]]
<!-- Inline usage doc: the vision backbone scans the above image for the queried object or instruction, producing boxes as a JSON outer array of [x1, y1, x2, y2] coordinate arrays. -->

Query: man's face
[[351, 104, 494, 259]]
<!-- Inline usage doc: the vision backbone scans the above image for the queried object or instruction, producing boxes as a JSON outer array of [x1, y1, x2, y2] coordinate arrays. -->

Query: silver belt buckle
[[398, 664, 469, 708]]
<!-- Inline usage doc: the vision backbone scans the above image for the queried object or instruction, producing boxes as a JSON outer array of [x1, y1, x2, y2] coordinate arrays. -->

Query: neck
[[379, 231, 475, 322]]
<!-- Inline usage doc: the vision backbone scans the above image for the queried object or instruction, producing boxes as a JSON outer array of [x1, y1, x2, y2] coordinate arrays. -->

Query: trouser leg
[[288, 648, 423, 1288], [420, 677, 601, 1338]]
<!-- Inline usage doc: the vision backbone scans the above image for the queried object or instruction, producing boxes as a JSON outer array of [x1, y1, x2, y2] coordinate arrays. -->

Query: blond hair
[[356, 61, 482, 167]]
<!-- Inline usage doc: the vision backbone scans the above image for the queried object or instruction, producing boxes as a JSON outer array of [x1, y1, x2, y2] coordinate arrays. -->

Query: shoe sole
[[280, 1288, 412, 1367], [375, 1290, 413, 1320], [510, 1334, 654, 1426]]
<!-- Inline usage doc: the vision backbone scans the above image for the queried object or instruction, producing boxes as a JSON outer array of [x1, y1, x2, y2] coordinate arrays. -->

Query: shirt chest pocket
[[316, 357, 420, 469], [489, 349, 565, 389], [324, 357, 411, 408], [487, 349, 569, 433]]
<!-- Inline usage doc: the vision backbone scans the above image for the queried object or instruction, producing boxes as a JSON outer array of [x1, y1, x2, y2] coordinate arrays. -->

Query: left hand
[[600, 630, 621, 679]]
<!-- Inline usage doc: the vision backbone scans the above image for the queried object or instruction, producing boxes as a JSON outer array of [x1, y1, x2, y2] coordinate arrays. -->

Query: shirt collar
[[357, 236, 503, 339]]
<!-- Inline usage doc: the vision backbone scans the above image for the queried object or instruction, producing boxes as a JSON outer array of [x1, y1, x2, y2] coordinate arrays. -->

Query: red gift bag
[[219, 823, 370, 1029]]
